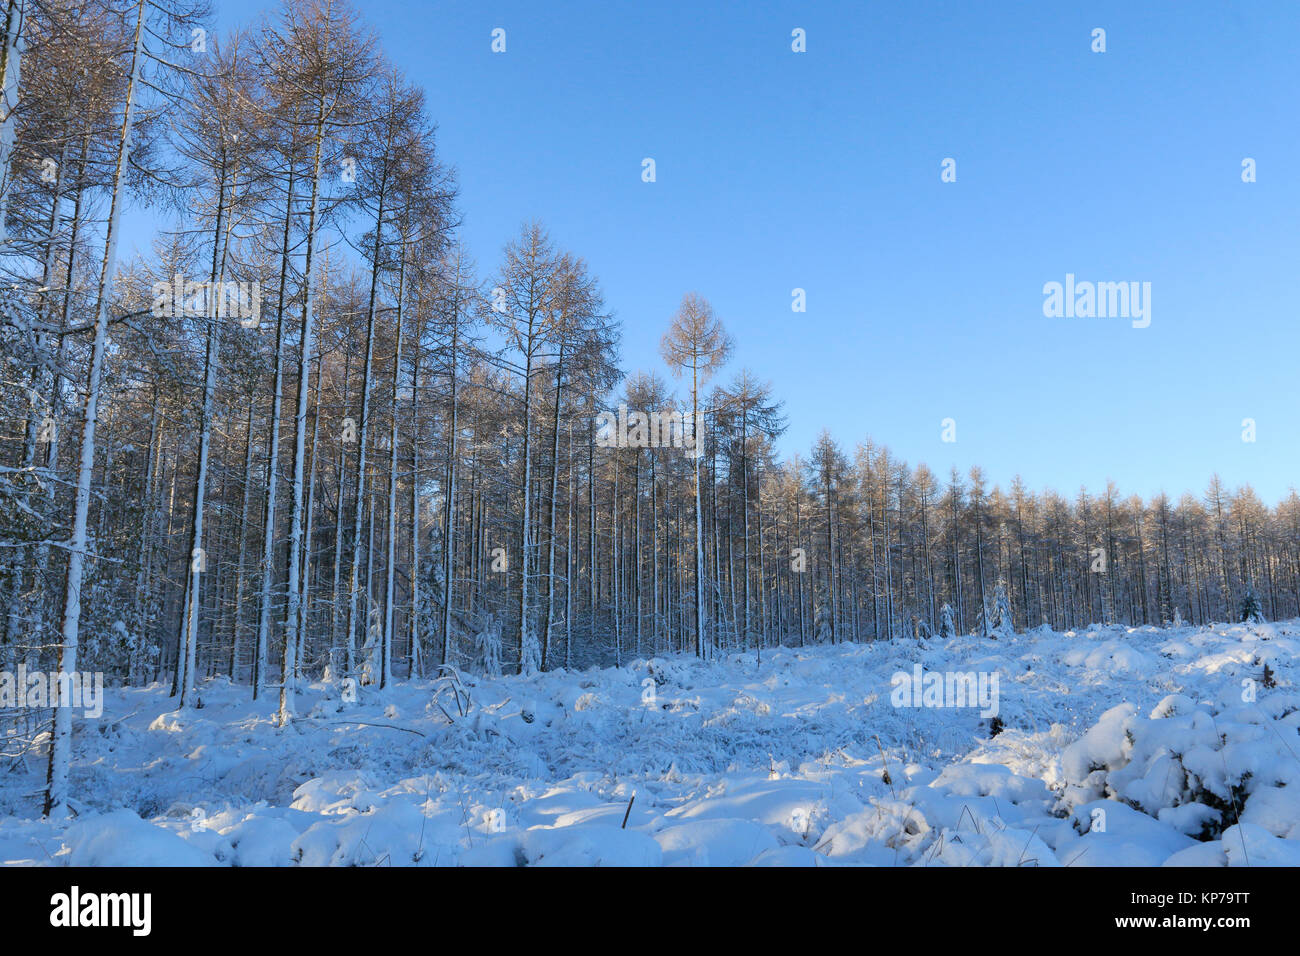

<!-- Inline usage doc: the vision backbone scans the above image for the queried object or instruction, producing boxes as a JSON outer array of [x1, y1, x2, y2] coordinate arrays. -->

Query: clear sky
[[125, 0, 1300, 503]]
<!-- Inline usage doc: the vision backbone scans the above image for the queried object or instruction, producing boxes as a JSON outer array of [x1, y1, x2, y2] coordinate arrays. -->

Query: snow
[[3, 619, 1298, 866], [62, 810, 214, 867]]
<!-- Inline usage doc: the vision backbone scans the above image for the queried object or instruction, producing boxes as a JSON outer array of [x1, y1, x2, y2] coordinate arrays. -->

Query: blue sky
[[127, 0, 1300, 503]]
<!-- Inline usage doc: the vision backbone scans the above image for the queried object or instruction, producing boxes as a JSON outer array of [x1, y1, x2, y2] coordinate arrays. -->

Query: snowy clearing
[[3, 619, 1298, 867]]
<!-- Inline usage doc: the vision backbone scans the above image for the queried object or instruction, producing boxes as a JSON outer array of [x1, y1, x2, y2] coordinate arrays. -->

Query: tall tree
[[660, 293, 732, 658]]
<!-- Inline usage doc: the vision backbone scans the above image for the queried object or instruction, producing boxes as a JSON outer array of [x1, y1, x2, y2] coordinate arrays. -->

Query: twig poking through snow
[[621, 791, 636, 829], [874, 735, 896, 798], [299, 718, 426, 737]]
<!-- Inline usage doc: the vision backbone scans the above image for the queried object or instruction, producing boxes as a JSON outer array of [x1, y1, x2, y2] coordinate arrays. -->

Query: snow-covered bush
[[1061, 693, 1300, 841]]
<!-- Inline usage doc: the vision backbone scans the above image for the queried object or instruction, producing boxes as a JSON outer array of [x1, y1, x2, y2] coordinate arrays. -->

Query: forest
[[1, 0, 1297, 820]]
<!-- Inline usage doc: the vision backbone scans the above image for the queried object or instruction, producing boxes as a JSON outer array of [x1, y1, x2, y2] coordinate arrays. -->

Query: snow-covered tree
[[939, 603, 956, 640], [989, 578, 1015, 639], [1240, 585, 1265, 625]]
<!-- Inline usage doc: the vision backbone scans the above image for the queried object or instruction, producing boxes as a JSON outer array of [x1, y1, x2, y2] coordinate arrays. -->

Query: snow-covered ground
[[3, 619, 1299, 866]]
